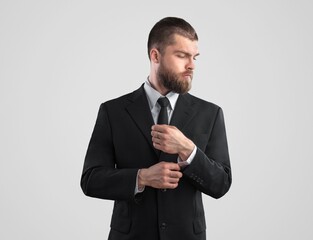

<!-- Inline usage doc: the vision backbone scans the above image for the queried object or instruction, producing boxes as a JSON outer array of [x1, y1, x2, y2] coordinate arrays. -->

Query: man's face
[[157, 34, 199, 94]]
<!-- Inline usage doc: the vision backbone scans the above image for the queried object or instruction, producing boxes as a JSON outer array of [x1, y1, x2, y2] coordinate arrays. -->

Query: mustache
[[183, 70, 193, 75]]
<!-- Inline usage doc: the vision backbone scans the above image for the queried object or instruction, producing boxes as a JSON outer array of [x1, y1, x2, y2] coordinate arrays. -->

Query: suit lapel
[[126, 85, 158, 156], [160, 94, 197, 163], [170, 93, 196, 131]]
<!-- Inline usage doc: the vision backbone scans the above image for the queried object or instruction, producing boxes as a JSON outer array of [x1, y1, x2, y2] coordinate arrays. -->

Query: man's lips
[[183, 72, 193, 77]]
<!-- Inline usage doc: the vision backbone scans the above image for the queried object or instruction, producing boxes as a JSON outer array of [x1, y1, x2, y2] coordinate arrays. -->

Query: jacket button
[[160, 222, 167, 229], [161, 188, 167, 192]]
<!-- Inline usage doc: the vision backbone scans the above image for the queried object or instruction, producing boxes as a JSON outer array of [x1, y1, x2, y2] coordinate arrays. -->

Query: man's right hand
[[138, 162, 183, 189]]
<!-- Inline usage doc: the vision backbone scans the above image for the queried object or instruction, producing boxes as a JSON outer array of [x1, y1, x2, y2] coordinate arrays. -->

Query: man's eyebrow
[[174, 50, 200, 57]]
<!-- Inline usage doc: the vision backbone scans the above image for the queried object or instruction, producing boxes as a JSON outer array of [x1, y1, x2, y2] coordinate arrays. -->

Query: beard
[[157, 61, 192, 94]]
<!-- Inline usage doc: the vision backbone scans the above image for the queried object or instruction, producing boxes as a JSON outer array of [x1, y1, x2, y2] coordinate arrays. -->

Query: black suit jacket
[[81, 85, 232, 240]]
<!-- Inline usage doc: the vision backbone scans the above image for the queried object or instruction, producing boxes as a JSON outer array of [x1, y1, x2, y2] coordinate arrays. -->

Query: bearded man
[[81, 17, 232, 240]]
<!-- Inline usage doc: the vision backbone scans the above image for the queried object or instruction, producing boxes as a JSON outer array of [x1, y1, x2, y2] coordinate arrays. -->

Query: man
[[81, 17, 232, 240]]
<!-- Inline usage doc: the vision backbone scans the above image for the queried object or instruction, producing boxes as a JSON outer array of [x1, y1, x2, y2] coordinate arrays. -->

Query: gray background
[[1, 0, 312, 239]]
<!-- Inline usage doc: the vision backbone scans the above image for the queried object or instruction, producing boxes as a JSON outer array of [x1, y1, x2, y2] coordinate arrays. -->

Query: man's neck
[[147, 76, 170, 96]]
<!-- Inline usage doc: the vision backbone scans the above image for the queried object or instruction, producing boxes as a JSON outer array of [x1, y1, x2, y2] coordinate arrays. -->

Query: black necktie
[[157, 97, 170, 124]]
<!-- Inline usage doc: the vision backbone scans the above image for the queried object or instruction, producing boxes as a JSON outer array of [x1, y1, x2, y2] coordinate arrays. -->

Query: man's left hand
[[151, 124, 195, 161]]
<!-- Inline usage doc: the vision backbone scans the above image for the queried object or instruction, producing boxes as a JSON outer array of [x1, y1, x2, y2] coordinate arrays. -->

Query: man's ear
[[150, 48, 160, 63]]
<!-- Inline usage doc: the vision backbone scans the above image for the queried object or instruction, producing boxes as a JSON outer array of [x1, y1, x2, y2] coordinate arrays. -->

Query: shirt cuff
[[177, 145, 197, 167], [135, 169, 145, 195]]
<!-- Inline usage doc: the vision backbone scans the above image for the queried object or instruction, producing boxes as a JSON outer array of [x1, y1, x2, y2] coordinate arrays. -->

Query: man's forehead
[[167, 35, 199, 55]]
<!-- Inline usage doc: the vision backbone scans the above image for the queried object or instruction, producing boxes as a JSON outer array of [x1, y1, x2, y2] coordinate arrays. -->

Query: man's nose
[[186, 58, 195, 70]]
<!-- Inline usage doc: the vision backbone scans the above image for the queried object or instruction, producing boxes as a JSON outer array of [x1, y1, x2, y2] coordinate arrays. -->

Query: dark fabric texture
[[81, 85, 232, 240]]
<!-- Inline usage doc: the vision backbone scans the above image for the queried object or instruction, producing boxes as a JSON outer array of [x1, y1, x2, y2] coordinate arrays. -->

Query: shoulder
[[183, 93, 227, 125], [184, 93, 221, 111], [98, 85, 144, 110]]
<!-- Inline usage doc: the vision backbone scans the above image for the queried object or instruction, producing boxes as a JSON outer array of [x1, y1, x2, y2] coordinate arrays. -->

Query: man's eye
[[177, 54, 185, 58]]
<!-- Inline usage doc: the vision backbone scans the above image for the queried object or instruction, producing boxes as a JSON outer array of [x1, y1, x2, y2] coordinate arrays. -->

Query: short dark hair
[[147, 17, 198, 59]]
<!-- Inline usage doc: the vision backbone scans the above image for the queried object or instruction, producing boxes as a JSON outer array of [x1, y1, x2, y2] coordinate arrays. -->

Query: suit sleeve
[[182, 107, 232, 199], [80, 103, 138, 201]]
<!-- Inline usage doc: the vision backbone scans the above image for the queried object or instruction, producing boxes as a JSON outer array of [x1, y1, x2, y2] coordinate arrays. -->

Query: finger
[[151, 130, 156, 138], [173, 171, 183, 178], [152, 142, 162, 151], [152, 124, 167, 133], [168, 171, 183, 179], [168, 177, 180, 184], [165, 182, 179, 189], [152, 135, 162, 144], [166, 163, 181, 171], [151, 130, 163, 139], [156, 131, 162, 139]]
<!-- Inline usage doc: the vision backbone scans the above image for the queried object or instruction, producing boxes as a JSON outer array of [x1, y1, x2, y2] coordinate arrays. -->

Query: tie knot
[[157, 97, 170, 108]]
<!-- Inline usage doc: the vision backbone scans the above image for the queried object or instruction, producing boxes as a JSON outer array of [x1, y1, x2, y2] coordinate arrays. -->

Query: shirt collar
[[144, 79, 179, 110]]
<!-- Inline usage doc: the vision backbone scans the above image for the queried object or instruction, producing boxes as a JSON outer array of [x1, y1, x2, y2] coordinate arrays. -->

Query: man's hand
[[138, 162, 183, 189], [151, 124, 195, 161]]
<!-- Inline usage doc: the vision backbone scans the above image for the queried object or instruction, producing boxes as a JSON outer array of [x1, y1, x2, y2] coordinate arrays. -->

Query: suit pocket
[[193, 217, 206, 234], [110, 201, 132, 234]]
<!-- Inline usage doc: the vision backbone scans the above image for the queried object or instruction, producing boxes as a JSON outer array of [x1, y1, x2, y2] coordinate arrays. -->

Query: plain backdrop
[[1, 0, 312, 239]]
